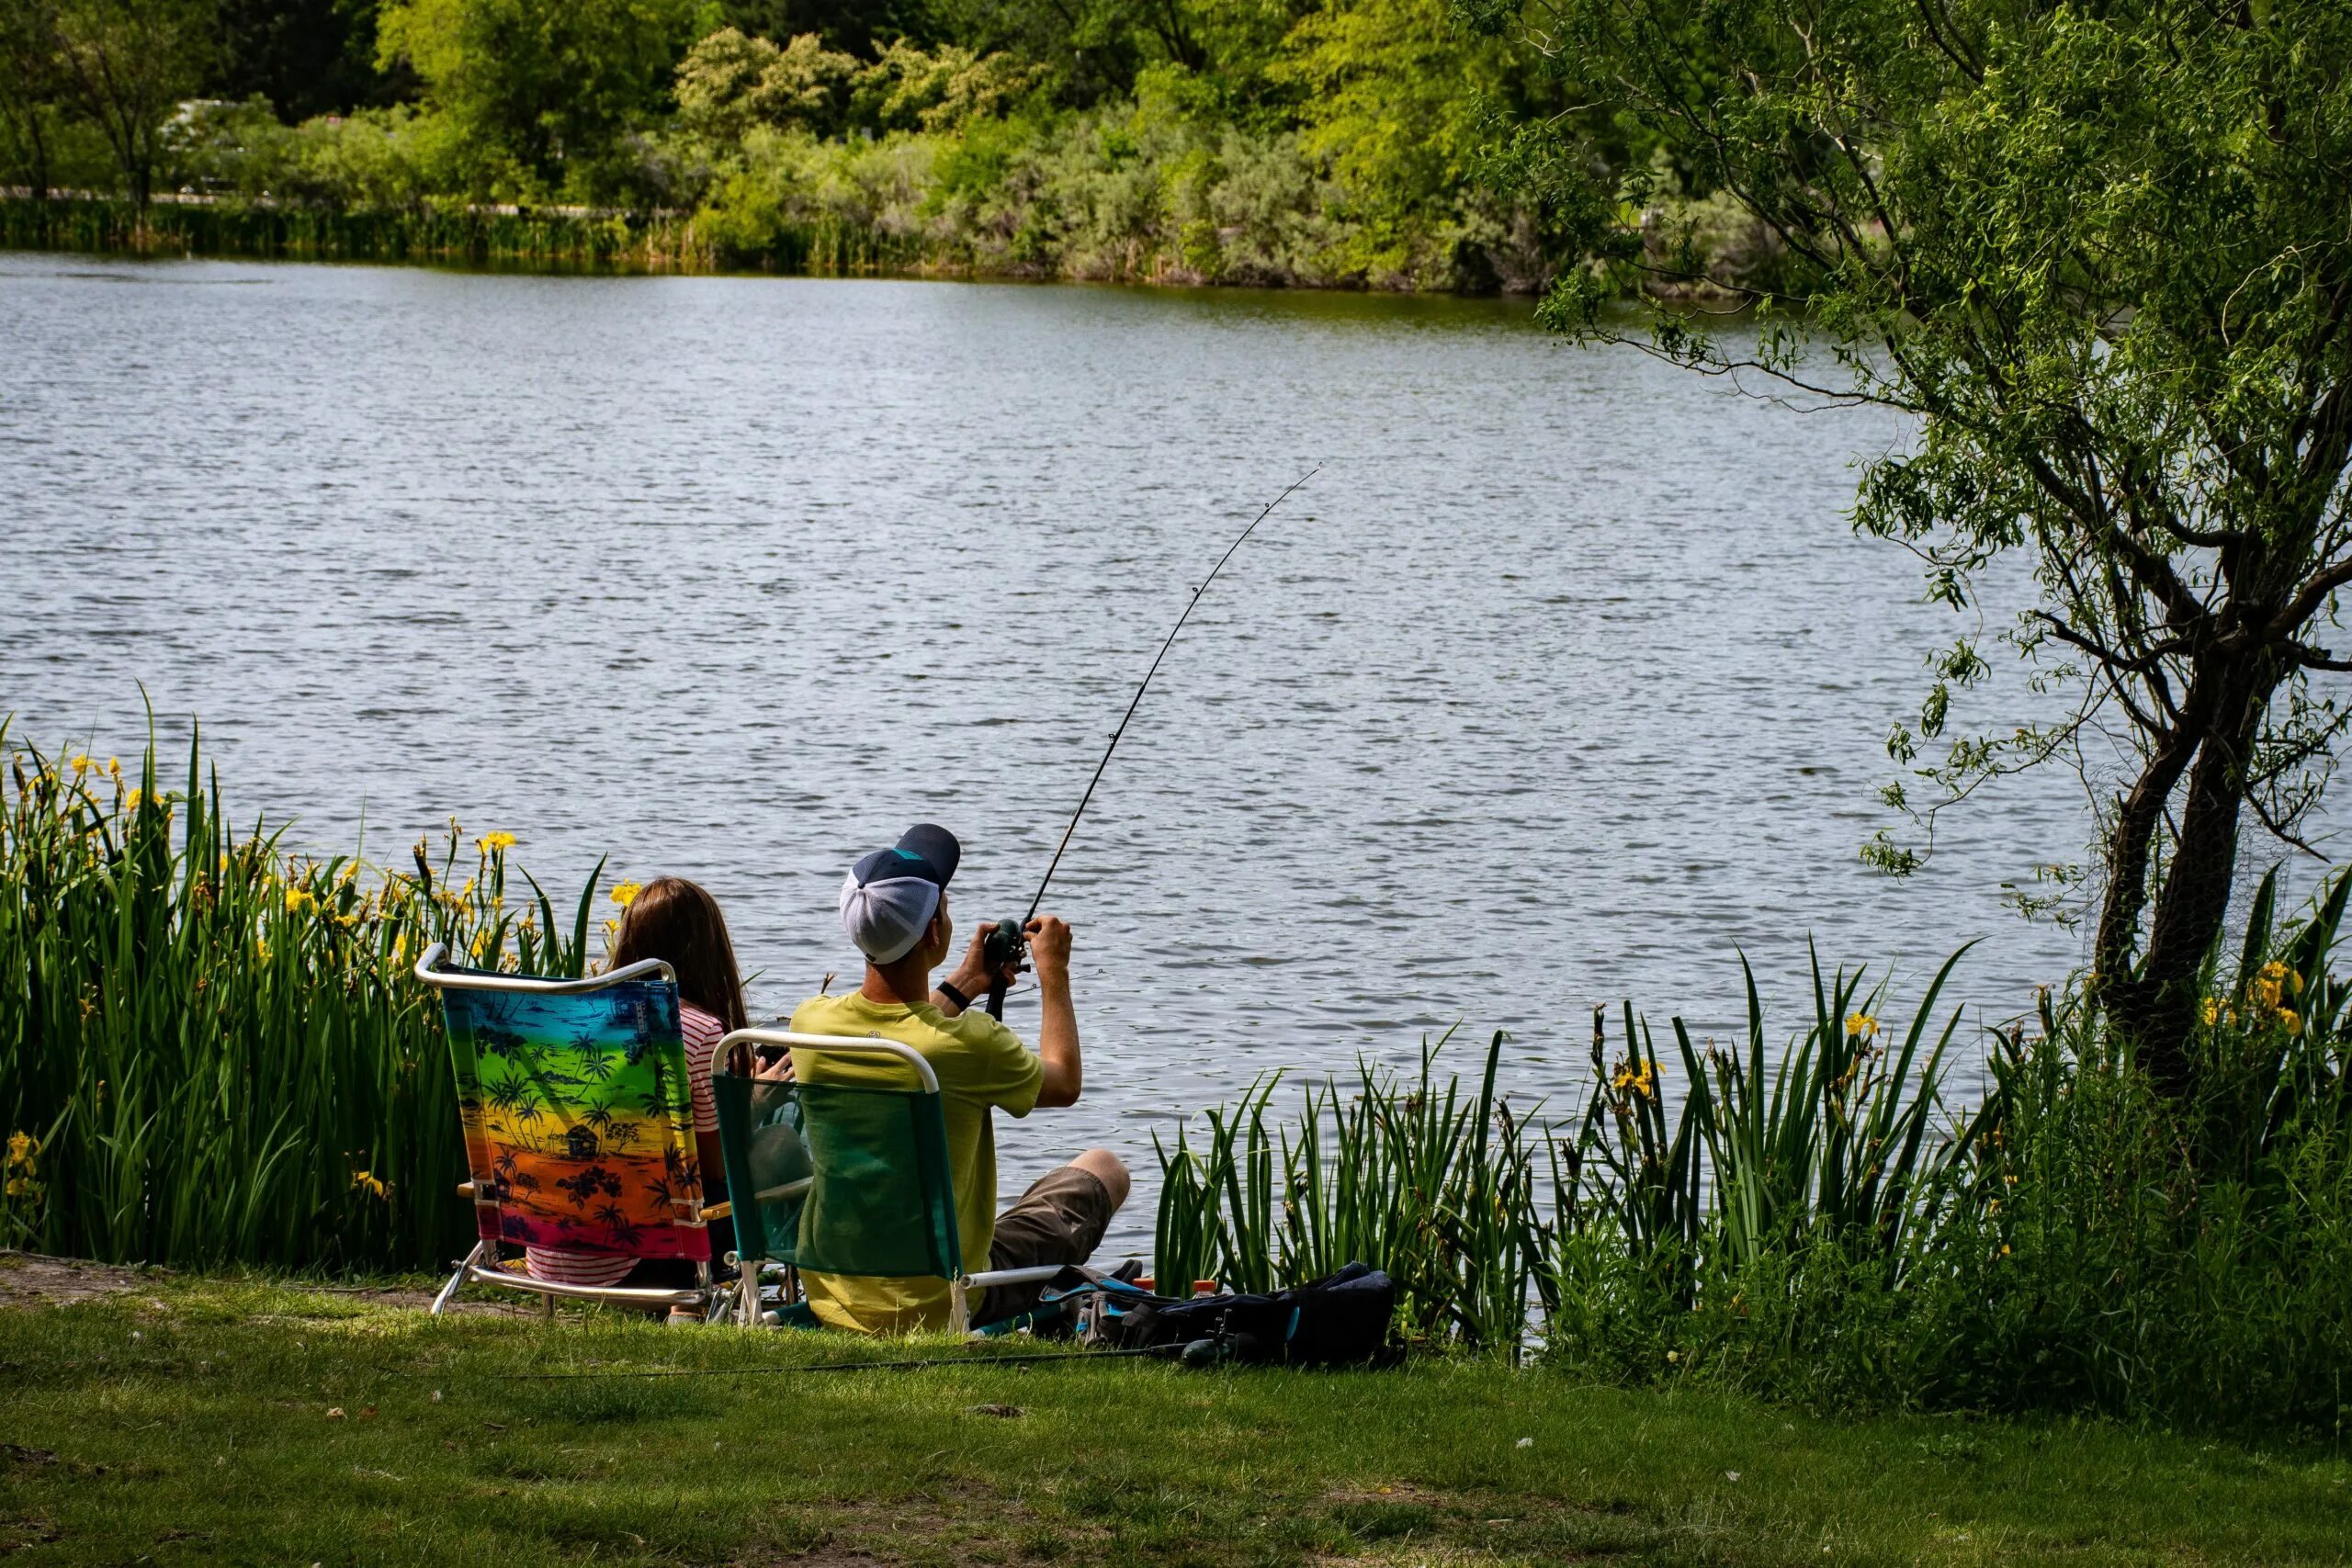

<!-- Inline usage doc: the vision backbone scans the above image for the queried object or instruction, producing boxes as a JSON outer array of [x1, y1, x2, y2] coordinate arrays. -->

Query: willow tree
[[1485, 0, 2352, 1092]]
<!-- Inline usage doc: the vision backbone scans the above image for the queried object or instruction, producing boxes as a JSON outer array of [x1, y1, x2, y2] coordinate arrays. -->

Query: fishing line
[[503, 1345, 1180, 1380], [978, 467, 1319, 1012], [1021, 465, 1319, 926]]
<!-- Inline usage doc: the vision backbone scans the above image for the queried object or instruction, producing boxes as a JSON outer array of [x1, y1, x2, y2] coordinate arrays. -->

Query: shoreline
[[0, 193, 1551, 295]]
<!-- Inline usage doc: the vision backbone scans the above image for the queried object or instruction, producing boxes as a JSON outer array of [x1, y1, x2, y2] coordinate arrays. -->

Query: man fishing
[[787, 823, 1130, 1334]]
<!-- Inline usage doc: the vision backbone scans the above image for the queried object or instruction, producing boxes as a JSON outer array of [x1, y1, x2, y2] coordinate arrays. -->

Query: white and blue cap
[[839, 824, 962, 964]]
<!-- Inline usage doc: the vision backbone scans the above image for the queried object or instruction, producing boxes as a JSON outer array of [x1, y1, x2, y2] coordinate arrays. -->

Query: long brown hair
[[609, 876, 749, 1032]]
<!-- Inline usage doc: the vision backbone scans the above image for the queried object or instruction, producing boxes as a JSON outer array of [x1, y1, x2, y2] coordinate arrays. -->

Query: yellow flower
[[5, 1176, 36, 1198], [1999, 1244, 2011, 1257], [2201, 996, 2222, 1027], [1845, 1013, 1879, 1041], [6, 1132, 35, 1169], [285, 887, 317, 915], [350, 1170, 389, 1200], [477, 831, 517, 853], [67, 754, 91, 775], [105, 757, 120, 779], [122, 788, 143, 811], [2280, 1008, 2303, 1036], [2290, 969, 2306, 997], [602, 918, 619, 936], [610, 880, 641, 908]]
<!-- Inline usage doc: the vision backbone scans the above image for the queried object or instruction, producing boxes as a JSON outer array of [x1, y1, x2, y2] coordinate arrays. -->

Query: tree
[[46, 0, 215, 208], [0, 0, 69, 201], [375, 0, 700, 195], [210, 0, 397, 121], [1489, 0, 2352, 1094]]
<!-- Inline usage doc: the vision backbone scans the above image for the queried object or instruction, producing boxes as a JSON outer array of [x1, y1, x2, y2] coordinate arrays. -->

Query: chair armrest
[[752, 1178, 813, 1204], [700, 1201, 731, 1222], [457, 1180, 477, 1198]]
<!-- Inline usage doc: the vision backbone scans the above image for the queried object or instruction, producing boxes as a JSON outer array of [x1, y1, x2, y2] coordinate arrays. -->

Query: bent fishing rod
[[979, 465, 1320, 1016]]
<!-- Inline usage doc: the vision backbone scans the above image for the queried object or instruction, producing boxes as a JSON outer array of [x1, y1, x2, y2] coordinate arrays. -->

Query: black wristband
[[937, 978, 971, 1011]]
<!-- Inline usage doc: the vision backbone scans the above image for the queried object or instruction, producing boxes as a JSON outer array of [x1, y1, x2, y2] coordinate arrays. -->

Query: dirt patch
[[0, 1251, 150, 1309], [287, 1280, 538, 1317], [1325, 1483, 1447, 1506]]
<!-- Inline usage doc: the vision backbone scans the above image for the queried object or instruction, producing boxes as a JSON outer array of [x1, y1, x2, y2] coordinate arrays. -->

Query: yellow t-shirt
[[786, 989, 1044, 1333]]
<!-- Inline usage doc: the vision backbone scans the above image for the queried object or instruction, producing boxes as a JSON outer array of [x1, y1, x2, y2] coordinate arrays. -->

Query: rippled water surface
[[6, 254, 2158, 1249]]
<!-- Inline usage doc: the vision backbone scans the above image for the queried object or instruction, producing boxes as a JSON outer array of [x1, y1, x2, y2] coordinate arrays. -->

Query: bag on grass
[[1108, 1261, 1401, 1368]]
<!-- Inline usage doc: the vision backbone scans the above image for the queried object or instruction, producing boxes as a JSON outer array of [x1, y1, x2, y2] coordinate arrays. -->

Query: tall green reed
[[1155, 949, 1973, 1361], [1154, 1030, 1551, 1353], [0, 725, 602, 1270]]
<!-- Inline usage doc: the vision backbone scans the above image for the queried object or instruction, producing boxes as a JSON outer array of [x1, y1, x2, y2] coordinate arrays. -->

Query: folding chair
[[414, 943, 729, 1319], [709, 1030, 1060, 1334]]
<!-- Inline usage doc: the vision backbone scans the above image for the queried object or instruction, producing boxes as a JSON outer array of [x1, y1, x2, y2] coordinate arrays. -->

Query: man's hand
[[940, 925, 1023, 1016], [931, 931, 1025, 1020], [1025, 915, 1071, 987]]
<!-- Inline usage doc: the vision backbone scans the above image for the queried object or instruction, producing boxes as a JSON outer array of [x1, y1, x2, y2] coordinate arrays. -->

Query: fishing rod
[[979, 466, 1321, 1016], [504, 1344, 1185, 1380]]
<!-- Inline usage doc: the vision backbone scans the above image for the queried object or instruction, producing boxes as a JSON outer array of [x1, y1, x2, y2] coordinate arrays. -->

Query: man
[[787, 823, 1130, 1334]]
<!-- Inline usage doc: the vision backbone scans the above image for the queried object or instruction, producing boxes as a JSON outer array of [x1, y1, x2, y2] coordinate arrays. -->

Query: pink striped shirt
[[525, 1001, 724, 1287]]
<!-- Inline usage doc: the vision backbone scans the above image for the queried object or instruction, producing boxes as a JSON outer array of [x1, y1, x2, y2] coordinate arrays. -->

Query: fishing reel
[[980, 916, 1025, 1018]]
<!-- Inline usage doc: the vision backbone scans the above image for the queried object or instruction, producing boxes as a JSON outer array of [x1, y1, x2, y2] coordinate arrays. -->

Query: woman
[[525, 875, 752, 1291]]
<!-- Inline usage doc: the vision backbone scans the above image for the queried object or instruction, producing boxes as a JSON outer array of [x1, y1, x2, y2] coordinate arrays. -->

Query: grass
[[3, 1267, 2350, 1566]]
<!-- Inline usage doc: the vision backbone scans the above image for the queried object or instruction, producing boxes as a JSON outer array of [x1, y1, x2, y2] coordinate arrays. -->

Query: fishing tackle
[[979, 467, 1319, 1017]]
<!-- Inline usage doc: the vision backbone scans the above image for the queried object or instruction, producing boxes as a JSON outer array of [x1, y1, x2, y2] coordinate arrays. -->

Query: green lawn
[[0, 1265, 2346, 1565]]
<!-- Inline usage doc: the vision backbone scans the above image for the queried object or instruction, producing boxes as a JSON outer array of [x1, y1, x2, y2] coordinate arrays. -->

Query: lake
[[0, 254, 2244, 1253]]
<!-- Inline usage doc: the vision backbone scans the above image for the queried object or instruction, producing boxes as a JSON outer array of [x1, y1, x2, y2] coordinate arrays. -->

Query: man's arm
[[1026, 915, 1081, 1107]]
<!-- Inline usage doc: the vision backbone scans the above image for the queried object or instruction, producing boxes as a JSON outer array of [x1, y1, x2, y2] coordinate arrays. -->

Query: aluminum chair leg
[[430, 1242, 486, 1316]]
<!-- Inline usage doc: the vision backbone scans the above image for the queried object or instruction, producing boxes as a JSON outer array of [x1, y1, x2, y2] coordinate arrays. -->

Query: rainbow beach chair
[[415, 944, 729, 1319]]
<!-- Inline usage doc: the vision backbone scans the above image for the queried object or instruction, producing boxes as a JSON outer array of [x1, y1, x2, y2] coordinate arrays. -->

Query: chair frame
[[716, 1028, 1060, 1334], [416, 942, 726, 1320]]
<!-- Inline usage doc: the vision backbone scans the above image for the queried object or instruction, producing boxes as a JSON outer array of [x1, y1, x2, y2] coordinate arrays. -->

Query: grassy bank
[[3, 1265, 2349, 1566], [8, 728, 2348, 1448], [0, 195, 933, 276]]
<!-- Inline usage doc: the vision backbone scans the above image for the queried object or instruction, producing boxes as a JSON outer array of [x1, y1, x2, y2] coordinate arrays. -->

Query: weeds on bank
[[1157, 878, 2352, 1440], [0, 724, 601, 1271]]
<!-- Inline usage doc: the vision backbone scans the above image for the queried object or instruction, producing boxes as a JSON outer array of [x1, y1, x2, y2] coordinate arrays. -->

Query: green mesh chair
[[710, 1030, 1061, 1333]]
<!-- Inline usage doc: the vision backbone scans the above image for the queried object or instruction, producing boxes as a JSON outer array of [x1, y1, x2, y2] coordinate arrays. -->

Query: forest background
[[0, 0, 1745, 288]]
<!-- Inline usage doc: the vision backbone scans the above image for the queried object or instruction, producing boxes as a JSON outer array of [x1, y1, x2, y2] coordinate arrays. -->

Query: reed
[[1154, 1030, 1553, 1353], [0, 724, 600, 1271]]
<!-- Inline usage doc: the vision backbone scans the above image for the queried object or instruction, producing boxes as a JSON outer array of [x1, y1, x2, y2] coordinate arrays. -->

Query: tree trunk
[[2097, 658, 2275, 1096]]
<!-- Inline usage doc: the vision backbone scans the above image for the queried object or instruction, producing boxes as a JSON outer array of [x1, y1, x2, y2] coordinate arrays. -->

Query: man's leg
[[974, 1148, 1129, 1324]]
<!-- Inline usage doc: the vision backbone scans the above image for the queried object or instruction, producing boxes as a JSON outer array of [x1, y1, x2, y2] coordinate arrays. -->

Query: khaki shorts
[[976, 1163, 1116, 1321]]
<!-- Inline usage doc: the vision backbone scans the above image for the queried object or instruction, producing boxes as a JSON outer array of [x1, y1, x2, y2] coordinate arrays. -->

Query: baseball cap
[[839, 824, 963, 964]]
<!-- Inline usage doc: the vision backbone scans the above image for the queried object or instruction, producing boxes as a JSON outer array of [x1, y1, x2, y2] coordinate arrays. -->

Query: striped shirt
[[524, 1001, 724, 1287]]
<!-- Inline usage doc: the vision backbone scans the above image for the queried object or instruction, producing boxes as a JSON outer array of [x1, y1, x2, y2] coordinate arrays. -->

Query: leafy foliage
[[1487, 0, 2352, 1083], [1159, 879, 2352, 1438], [0, 726, 604, 1270]]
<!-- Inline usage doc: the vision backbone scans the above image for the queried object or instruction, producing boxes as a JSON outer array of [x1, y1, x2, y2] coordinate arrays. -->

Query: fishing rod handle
[[981, 917, 1023, 1020]]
